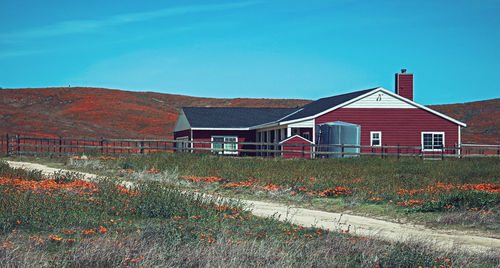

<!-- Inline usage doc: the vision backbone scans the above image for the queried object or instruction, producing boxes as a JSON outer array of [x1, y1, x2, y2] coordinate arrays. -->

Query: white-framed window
[[421, 132, 444, 151], [370, 131, 381, 146], [211, 136, 238, 155]]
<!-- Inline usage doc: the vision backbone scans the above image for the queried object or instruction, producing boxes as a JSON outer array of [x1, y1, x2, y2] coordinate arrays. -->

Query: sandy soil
[[6, 160, 500, 255]]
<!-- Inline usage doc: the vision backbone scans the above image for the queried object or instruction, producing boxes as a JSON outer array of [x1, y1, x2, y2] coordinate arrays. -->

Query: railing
[[1, 134, 499, 159]]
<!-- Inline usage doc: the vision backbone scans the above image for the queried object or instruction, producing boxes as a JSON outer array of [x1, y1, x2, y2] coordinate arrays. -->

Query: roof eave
[[376, 88, 467, 127], [278, 87, 466, 127], [279, 87, 381, 125], [191, 127, 251, 131], [249, 122, 280, 130]]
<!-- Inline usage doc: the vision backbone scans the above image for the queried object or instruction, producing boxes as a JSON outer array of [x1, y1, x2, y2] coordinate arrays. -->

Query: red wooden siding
[[174, 129, 190, 140], [281, 136, 313, 159], [191, 130, 256, 155], [395, 73, 414, 101], [316, 108, 459, 153]]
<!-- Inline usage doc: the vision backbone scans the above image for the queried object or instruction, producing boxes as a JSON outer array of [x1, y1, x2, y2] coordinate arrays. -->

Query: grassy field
[[1, 159, 499, 267], [5, 153, 500, 232], [49, 152, 498, 233]]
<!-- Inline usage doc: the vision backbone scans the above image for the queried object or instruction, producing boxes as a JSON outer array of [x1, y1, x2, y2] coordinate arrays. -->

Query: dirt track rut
[[6, 160, 500, 255]]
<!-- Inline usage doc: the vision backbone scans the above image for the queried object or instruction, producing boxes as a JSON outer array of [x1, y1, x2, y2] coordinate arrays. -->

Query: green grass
[[4, 153, 500, 233], [104, 153, 500, 217], [108, 152, 499, 186], [1, 160, 498, 267]]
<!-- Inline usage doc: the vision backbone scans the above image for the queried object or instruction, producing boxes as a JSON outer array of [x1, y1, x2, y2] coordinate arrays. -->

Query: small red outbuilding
[[279, 135, 314, 159]]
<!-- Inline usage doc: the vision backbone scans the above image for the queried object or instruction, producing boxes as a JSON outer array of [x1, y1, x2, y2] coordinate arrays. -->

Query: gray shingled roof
[[279, 88, 377, 122], [183, 107, 299, 128]]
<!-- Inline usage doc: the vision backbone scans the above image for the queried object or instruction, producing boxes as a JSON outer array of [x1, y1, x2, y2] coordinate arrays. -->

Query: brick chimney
[[395, 69, 413, 101]]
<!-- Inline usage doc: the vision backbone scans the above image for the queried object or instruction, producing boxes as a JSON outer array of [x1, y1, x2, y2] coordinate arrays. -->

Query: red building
[[174, 70, 466, 157]]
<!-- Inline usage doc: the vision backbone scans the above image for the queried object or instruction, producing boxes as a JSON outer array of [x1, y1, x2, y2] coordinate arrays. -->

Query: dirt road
[[6, 160, 500, 255]]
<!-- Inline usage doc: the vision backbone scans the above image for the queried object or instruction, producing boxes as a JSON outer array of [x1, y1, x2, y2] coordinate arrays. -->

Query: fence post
[[441, 146, 444, 160], [397, 144, 400, 159], [16, 135, 20, 156], [6, 134, 9, 157], [381, 144, 384, 159], [100, 138, 104, 155], [302, 144, 305, 158], [140, 140, 144, 154], [59, 137, 63, 155], [497, 145, 500, 157]]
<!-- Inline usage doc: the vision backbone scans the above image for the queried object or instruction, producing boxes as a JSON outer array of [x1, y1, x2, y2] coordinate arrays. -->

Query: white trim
[[279, 134, 313, 144], [279, 88, 382, 125], [190, 129, 193, 150], [255, 124, 287, 132], [378, 88, 466, 127], [458, 126, 462, 156], [343, 91, 415, 108], [192, 127, 249, 131], [211, 136, 238, 155], [370, 131, 382, 146], [279, 87, 466, 127], [421, 132, 445, 151], [288, 119, 315, 128], [276, 108, 304, 121], [458, 125, 461, 147], [312, 124, 316, 144], [249, 122, 282, 130]]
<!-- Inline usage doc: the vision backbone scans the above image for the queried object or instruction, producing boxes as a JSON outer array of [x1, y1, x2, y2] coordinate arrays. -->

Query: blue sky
[[1, 0, 499, 105]]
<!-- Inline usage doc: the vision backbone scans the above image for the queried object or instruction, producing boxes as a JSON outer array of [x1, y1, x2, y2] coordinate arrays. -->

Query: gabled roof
[[279, 134, 313, 144], [175, 87, 466, 132], [182, 107, 299, 129], [279, 87, 466, 127], [279, 88, 377, 122]]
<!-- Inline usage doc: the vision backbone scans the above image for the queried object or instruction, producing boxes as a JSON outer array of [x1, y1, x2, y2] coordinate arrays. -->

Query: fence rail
[[1, 134, 499, 159]]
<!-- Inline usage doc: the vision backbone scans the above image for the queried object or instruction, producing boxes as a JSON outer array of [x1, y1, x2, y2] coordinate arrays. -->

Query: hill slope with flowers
[[429, 98, 499, 144], [0, 87, 310, 139], [0, 87, 497, 144]]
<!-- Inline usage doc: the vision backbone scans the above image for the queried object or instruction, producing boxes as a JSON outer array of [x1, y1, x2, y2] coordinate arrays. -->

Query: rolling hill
[[429, 98, 500, 144], [0, 87, 498, 144], [0, 87, 310, 139]]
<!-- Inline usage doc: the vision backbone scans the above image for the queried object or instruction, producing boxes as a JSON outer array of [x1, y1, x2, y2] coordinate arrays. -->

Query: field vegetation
[[1, 159, 499, 267], [58, 153, 499, 234]]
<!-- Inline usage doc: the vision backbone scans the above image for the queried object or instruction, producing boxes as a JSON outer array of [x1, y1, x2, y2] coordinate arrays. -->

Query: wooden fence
[[0, 134, 499, 159]]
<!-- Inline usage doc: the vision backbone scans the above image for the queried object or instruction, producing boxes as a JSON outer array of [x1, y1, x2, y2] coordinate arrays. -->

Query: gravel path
[[6, 160, 500, 255]]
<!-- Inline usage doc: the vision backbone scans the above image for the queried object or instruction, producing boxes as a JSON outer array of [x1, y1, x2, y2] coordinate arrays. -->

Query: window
[[370, 131, 381, 146], [422, 132, 444, 151], [211, 136, 238, 155]]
